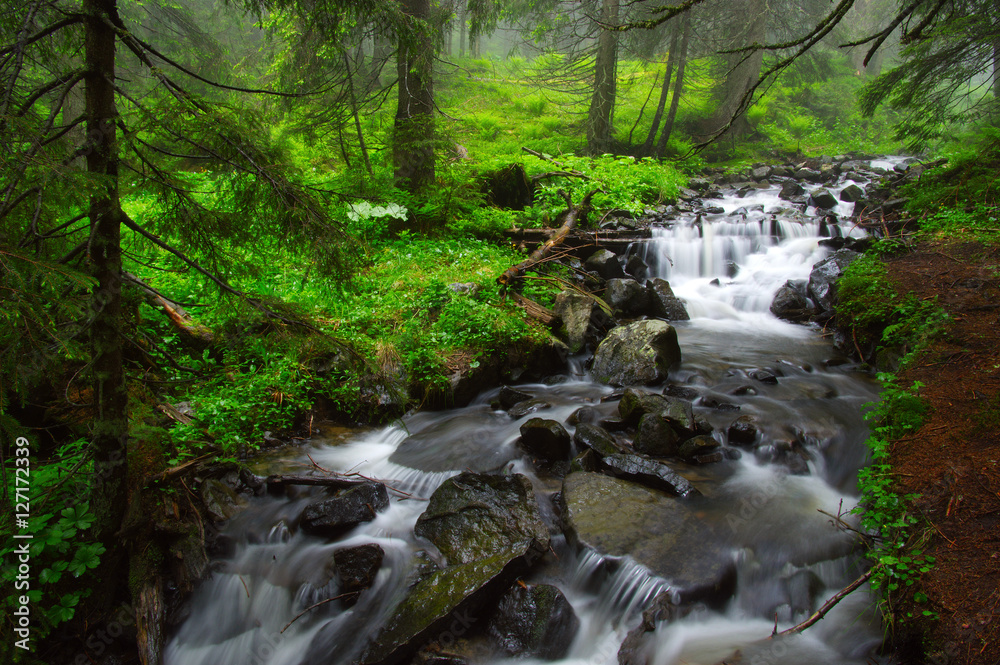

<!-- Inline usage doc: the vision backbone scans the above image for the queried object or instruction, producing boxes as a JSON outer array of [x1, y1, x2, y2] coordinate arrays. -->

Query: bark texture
[[394, 0, 435, 192]]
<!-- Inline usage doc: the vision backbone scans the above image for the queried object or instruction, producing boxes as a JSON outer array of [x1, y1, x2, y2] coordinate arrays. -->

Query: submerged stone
[[560, 472, 735, 603]]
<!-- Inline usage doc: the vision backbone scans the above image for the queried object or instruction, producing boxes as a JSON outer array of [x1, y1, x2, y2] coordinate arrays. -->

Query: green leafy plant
[[853, 374, 934, 613], [0, 439, 105, 646]]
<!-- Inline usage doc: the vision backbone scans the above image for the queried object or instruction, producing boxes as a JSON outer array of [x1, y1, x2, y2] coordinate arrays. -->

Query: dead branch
[[264, 474, 372, 491], [509, 292, 561, 328], [521, 147, 587, 178], [776, 569, 873, 637], [498, 188, 601, 288]]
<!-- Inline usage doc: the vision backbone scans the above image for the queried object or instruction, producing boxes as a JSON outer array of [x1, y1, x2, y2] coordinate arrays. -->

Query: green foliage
[[852, 374, 935, 614], [530, 154, 685, 219], [901, 128, 1000, 244], [835, 250, 949, 370], [0, 439, 105, 647]]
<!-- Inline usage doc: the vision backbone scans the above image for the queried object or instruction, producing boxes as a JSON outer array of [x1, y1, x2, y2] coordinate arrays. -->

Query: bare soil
[[884, 239, 1000, 665]]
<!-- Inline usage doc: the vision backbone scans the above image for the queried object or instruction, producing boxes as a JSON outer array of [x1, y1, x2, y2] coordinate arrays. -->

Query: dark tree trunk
[[394, 0, 435, 192], [587, 0, 620, 154], [655, 13, 691, 158], [642, 20, 680, 156], [84, 0, 128, 606], [711, 0, 766, 137]]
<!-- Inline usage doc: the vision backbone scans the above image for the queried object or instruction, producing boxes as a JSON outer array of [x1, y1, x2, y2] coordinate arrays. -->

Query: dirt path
[[884, 239, 1000, 664]]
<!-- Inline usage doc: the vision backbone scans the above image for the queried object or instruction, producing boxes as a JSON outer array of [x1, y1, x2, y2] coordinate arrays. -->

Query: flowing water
[[165, 164, 902, 665]]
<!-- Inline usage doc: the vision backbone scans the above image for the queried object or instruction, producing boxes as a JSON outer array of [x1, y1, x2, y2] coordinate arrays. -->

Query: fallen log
[[498, 188, 600, 288], [510, 291, 560, 328], [264, 473, 372, 492], [124, 271, 215, 348]]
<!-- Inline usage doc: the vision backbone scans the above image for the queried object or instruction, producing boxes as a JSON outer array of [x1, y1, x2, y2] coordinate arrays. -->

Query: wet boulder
[[749, 368, 779, 385], [620, 389, 697, 436], [769, 280, 813, 322], [362, 473, 549, 665], [600, 454, 699, 497], [200, 478, 248, 522], [519, 418, 573, 462], [677, 435, 723, 463], [839, 184, 864, 202], [778, 181, 805, 200], [560, 472, 735, 603], [625, 254, 649, 281], [808, 188, 838, 210], [414, 472, 549, 565], [553, 290, 597, 354], [632, 412, 681, 457], [807, 249, 859, 316], [584, 249, 626, 280], [301, 483, 390, 538], [727, 415, 760, 447], [336, 543, 385, 603], [604, 278, 649, 316], [591, 320, 681, 386], [573, 422, 624, 458], [499, 385, 533, 411], [508, 398, 553, 419], [486, 583, 580, 660], [646, 278, 690, 321]]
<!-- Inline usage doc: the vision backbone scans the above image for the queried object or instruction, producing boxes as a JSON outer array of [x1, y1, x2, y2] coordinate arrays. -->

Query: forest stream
[[162, 159, 911, 665]]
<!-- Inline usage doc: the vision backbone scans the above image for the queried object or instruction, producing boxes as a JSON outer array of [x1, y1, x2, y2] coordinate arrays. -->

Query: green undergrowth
[[901, 127, 1000, 246], [838, 240, 949, 624], [0, 438, 105, 649], [130, 234, 550, 458]]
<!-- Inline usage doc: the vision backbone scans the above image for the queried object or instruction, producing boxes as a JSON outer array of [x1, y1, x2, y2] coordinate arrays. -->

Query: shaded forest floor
[[885, 239, 1000, 665]]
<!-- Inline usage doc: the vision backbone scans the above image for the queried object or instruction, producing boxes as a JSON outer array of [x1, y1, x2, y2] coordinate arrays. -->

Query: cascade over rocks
[[591, 320, 681, 386]]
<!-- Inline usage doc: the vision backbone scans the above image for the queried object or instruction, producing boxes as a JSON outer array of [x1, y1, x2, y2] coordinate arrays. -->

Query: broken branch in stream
[[776, 568, 873, 637], [281, 593, 357, 633]]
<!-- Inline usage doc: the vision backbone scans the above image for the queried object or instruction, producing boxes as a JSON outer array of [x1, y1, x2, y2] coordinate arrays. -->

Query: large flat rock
[[559, 472, 735, 603]]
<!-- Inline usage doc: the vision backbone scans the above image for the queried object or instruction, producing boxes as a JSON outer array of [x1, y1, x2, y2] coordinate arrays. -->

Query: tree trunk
[[84, 0, 128, 607], [458, 0, 467, 57], [994, 36, 1000, 100], [655, 13, 691, 158], [711, 0, 766, 137], [641, 20, 680, 156], [394, 0, 435, 193], [587, 0, 620, 154]]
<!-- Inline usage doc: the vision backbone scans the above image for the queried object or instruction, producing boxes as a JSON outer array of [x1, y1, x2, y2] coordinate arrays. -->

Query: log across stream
[[164, 158, 911, 665]]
